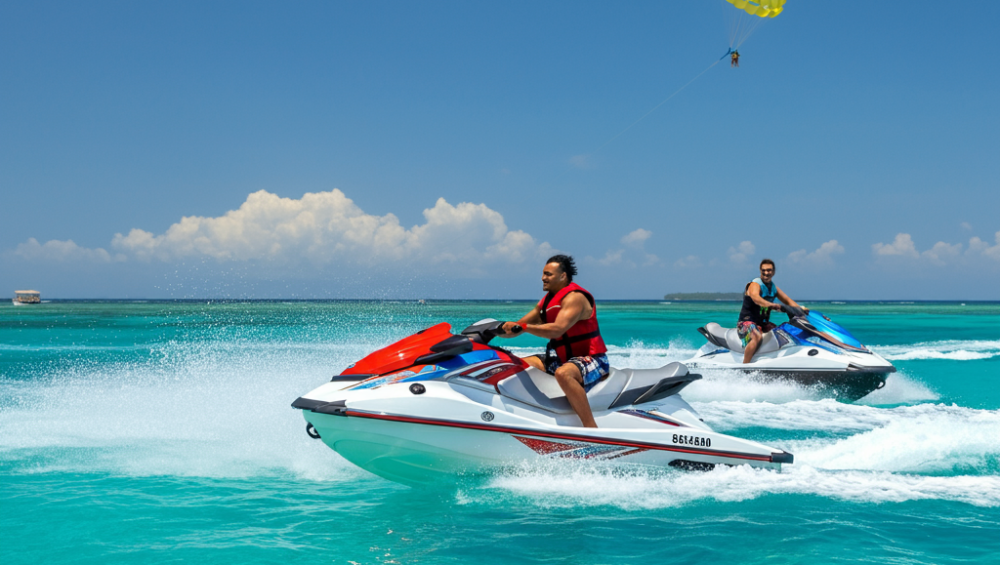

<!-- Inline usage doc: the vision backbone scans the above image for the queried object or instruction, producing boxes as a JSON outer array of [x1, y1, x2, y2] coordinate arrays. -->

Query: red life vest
[[537, 282, 608, 362]]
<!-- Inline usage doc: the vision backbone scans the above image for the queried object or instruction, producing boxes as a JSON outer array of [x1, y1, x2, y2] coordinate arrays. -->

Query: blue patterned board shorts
[[537, 352, 610, 391], [737, 321, 759, 348]]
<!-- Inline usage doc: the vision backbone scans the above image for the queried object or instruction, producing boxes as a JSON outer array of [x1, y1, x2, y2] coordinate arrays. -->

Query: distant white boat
[[13, 290, 41, 305]]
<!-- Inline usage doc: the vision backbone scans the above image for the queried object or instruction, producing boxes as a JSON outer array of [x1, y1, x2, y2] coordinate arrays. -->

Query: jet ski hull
[[690, 366, 889, 401], [687, 347, 894, 400], [297, 390, 787, 486], [307, 411, 489, 486]]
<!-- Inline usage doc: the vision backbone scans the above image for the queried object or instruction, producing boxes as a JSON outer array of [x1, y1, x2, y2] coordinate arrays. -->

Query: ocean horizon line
[[8, 298, 1000, 304]]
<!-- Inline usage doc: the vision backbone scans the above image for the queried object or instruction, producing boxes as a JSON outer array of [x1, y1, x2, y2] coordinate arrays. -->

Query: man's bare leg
[[554, 363, 597, 428], [523, 355, 546, 371], [742, 329, 761, 364]]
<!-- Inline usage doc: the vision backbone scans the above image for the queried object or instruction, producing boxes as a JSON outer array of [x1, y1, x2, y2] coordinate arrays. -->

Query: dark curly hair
[[546, 254, 577, 282]]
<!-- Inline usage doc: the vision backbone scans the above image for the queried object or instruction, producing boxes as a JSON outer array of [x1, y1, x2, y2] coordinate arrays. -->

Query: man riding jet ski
[[497, 254, 608, 428], [685, 260, 895, 400], [737, 258, 808, 364], [292, 319, 794, 486]]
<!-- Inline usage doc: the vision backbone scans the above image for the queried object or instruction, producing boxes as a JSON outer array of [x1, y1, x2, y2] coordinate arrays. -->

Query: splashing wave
[[872, 340, 1000, 361], [476, 461, 1000, 509]]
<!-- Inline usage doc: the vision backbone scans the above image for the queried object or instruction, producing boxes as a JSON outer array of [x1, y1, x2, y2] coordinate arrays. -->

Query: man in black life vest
[[739, 258, 808, 364], [498, 255, 609, 428]]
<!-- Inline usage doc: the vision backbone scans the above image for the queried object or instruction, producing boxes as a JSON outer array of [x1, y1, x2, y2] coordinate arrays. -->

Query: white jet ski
[[686, 306, 895, 400], [293, 319, 793, 486]]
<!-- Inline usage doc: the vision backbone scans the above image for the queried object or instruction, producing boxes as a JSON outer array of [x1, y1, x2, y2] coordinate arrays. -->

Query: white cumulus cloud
[[872, 231, 1000, 266], [621, 228, 652, 247], [590, 228, 659, 268], [674, 255, 702, 269], [14, 238, 123, 263], [727, 241, 755, 264], [788, 240, 845, 267], [596, 249, 625, 266], [16, 190, 552, 273], [872, 233, 919, 258], [967, 231, 1000, 261], [922, 241, 963, 265]]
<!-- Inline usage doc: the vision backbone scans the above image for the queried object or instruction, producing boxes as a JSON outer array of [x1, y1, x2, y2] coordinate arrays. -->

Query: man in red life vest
[[498, 255, 609, 428]]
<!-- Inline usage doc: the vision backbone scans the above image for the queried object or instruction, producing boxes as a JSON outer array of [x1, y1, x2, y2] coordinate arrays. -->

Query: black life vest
[[739, 277, 778, 326]]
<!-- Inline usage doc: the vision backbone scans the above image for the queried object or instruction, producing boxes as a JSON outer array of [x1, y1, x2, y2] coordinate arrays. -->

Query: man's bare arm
[[520, 292, 588, 339], [499, 308, 543, 338], [775, 288, 808, 313]]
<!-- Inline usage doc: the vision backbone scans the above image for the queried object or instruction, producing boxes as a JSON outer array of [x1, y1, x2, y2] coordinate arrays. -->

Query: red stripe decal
[[513, 435, 584, 455], [342, 409, 772, 462]]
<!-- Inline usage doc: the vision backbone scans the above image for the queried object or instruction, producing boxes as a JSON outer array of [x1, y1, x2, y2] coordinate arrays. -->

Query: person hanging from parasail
[[722, 0, 785, 66]]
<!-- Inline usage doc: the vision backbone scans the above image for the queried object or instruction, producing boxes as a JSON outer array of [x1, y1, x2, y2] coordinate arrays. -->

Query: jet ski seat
[[702, 322, 782, 354], [496, 362, 699, 415]]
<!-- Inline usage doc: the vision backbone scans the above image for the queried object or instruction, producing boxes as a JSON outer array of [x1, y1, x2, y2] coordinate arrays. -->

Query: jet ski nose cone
[[770, 451, 794, 464]]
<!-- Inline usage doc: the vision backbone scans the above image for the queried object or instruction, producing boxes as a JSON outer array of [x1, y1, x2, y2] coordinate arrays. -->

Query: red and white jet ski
[[293, 319, 792, 486]]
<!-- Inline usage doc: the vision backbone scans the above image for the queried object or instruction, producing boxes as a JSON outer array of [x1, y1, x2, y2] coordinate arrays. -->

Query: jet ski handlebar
[[461, 318, 520, 344], [780, 304, 807, 320]]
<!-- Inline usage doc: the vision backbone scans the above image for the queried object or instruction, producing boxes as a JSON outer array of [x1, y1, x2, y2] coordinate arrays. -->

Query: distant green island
[[663, 292, 743, 301]]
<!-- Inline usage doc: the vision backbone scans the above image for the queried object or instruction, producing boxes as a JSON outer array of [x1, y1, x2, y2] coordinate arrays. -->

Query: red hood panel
[[341, 322, 455, 376]]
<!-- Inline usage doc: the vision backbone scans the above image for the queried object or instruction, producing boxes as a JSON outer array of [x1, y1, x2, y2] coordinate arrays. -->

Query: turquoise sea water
[[2, 300, 999, 564]]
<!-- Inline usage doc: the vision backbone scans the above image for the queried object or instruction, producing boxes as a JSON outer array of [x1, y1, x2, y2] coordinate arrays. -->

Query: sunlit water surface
[[2, 300, 999, 564]]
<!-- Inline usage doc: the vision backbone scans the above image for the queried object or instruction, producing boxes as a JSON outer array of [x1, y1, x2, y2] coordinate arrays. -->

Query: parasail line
[[587, 58, 722, 157]]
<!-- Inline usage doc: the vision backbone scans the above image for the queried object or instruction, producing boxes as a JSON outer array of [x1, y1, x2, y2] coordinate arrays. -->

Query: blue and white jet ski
[[685, 306, 895, 400]]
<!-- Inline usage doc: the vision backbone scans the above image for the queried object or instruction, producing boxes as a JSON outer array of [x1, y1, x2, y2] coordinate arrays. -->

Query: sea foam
[[872, 339, 1000, 361], [692, 398, 986, 433], [0, 341, 371, 482], [475, 400, 1000, 508], [477, 461, 1000, 509]]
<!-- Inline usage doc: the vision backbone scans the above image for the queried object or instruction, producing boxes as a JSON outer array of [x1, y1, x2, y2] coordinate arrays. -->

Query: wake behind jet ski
[[686, 305, 895, 400], [292, 319, 793, 486]]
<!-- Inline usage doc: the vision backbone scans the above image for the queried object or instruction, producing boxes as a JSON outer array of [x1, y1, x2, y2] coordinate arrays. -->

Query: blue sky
[[2, 1, 998, 299]]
